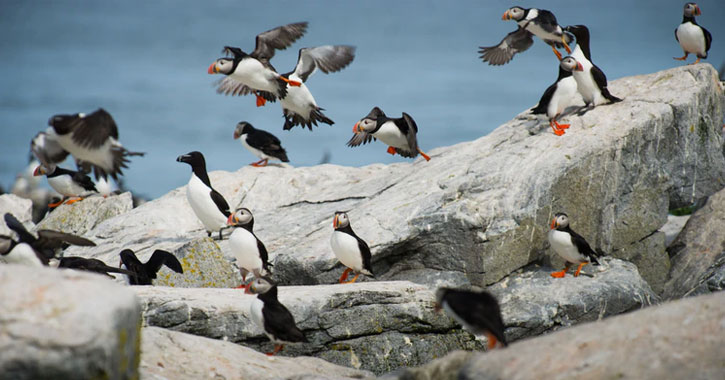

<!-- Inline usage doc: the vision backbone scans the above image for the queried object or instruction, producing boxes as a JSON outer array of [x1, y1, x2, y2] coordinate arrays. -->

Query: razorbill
[[176, 151, 231, 239]]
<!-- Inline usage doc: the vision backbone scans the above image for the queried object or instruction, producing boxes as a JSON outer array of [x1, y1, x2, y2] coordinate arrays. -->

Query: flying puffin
[[548, 213, 600, 278], [330, 211, 373, 284], [560, 56, 621, 110], [210, 22, 308, 107], [347, 107, 431, 161], [435, 287, 507, 350], [674, 3, 712, 65], [119, 249, 183, 285], [233, 122, 289, 167], [248, 277, 308, 356], [33, 165, 98, 207], [480, 6, 572, 65], [40, 108, 145, 181], [176, 151, 231, 239], [57, 256, 136, 277], [226, 208, 271, 290], [530, 66, 578, 136], [278, 45, 356, 130]]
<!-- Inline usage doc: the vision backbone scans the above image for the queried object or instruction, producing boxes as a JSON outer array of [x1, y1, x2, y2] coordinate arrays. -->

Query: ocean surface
[[1, 0, 723, 198]]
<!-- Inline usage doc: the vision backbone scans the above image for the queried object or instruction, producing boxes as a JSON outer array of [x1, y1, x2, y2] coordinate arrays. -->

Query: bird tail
[[283, 107, 334, 131]]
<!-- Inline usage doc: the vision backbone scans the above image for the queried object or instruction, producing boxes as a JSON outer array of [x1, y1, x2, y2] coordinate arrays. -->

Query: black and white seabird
[[674, 3, 712, 65], [176, 151, 231, 239], [560, 56, 621, 110], [330, 211, 373, 284], [548, 213, 600, 278], [33, 165, 98, 207], [226, 208, 271, 290], [41, 108, 145, 180], [0, 235, 47, 267], [57, 256, 135, 277], [210, 22, 308, 107], [435, 288, 507, 350], [480, 6, 572, 65], [233, 122, 289, 167], [279, 45, 356, 130], [347, 107, 431, 161], [119, 249, 183, 285], [530, 66, 578, 136], [248, 277, 308, 356]]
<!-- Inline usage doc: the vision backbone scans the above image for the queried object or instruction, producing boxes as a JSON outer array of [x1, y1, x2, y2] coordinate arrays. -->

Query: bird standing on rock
[[435, 287, 507, 350], [548, 213, 600, 278], [176, 151, 231, 239], [233, 122, 289, 167], [530, 66, 577, 136], [347, 107, 431, 161], [247, 277, 308, 356], [560, 56, 621, 112], [330, 211, 373, 284], [33, 165, 98, 207], [227, 208, 271, 290], [674, 2, 711, 65]]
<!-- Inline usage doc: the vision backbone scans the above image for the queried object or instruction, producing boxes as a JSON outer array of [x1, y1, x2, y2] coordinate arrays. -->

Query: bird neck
[[682, 15, 697, 24], [191, 164, 212, 188], [335, 224, 356, 236], [257, 286, 279, 302]]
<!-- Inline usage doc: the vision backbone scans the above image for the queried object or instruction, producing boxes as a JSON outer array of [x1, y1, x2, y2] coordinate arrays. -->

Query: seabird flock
[[2, 3, 714, 357]]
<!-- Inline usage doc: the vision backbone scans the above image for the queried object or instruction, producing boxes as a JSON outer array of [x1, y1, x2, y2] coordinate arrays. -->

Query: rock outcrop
[[0, 194, 33, 236], [394, 291, 725, 380], [0, 265, 141, 380], [36, 192, 133, 236]]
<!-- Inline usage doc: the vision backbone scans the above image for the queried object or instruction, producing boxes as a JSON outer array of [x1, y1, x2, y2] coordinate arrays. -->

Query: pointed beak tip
[[501, 11, 508, 20], [352, 122, 360, 133], [227, 214, 234, 226], [207, 62, 216, 74], [550, 220, 556, 229]]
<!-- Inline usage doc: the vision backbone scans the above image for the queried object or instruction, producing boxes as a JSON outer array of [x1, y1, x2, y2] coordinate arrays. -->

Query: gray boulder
[[0, 265, 141, 380], [395, 291, 725, 380], [36, 192, 133, 236], [0, 194, 33, 236], [664, 187, 725, 299], [140, 327, 372, 380]]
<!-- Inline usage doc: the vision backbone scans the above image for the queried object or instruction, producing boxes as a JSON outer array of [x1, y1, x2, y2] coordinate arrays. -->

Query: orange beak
[[208, 62, 217, 74], [333, 214, 339, 228], [352, 122, 360, 133], [550, 219, 557, 229], [33, 166, 43, 176], [227, 214, 235, 225], [575, 62, 584, 72], [695, 5, 701, 15], [502, 10, 510, 20]]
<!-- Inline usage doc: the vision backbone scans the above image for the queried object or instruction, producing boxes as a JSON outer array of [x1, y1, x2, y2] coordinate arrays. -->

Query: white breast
[[372, 121, 410, 150], [280, 78, 316, 120], [231, 59, 279, 93], [1, 244, 44, 267], [547, 77, 579, 119], [548, 229, 586, 264], [47, 175, 92, 197], [330, 231, 365, 273], [569, 46, 602, 105], [250, 297, 274, 341], [229, 228, 264, 273], [676, 22, 707, 57], [186, 174, 227, 233]]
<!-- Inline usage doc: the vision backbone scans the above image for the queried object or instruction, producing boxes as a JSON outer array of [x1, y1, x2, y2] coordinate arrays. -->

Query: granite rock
[[0, 194, 33, 236], [36, 192, 133, 236]]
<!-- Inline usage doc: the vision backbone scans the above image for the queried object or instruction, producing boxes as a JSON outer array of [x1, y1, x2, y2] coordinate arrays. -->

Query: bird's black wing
[[443, 289, 507, 345], [533, 9, 560, 34], [254, 236, 270, 271], [36, 230, 96, 250], [209, 189, 231, 218], [346, 131, 375, 147], [146, 249, 183, 274], [262, 299, 308, 343], [70, 170, 98, 192], [397, 113, 420, 158], [4, 213, 36, 244], [703, 26, 712, 54], [479, 27, 534, 66], [568, 229, 599, 264], [31, 132, 69, 168], [674, 27, 679, 43], [291, 45, 356, 83], [214, 77, 278, 102], [531, 67, 571, 115], [356, 235, 373, 276], [68, 109, 119, 149], [251, 22, 308, 61], [247, 129, 288, 161], [590, 64, 622, 103], [59, 257, 135, 276]]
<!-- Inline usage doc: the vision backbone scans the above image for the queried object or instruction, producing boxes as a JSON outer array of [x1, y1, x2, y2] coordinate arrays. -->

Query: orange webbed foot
[[279, 76, 302, 87], [338, 268, 352, 283], [485, 332, 499, 350], [673, 54, 688, 61], [418, 148, 431, 161], [250, 159, 268, 167], [552, 47, 563, 61], [255, 95, 267, 107], [550, 270, 567, 278], [690, 58, 701, 65], [573, 262, 587, 277], [386, 146, 397, 155], [63, 197, 82, 205]]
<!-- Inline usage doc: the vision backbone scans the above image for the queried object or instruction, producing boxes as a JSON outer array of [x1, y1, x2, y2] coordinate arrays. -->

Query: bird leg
[[561, 34, 572, 54], [251, 159, 269, 167], [551, 262, 572, 278], [255, 92, 267, 107], [338, 267, 352, 283], [343, 273, 361, 284], [573, 262, 588, 277], [266, 344, 285, 356], [551, 45, 563, 61], [485, 332, 499, 350], [278, 76, 302, 87], [553, 117, 570, 130], [417, 148, 431, 161], [48, 198, 65, 208], [63, 197, 83, 205], [549, 120, 566, 136], [673, 54, 688, 61], [691, 57, 701, 65], [386, 146, 397, 155]]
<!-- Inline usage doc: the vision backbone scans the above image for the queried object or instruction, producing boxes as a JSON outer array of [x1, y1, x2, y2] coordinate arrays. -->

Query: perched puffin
[[330, 211, 373, 284], [530, 67, 578, 136], [3, 212, 95, 266], [233, 122, 289, 167], [480, 6, 572, 65], [176, 151, 231, 239], [248, 277, 308, 356], [560, 56, 621, 109], [119, 249, 183, 285], [347, 107, 431, 161], [279, 45, 356, 130], [548, 213, 600, 278], [42, 109, 145, 180], [210, 22, 308, 107], [674, 3, 712, 65], [57, 256, 135, 277], [33, 165, 98, 207], [435, 288, 507, 350], [226, 208, 271, 290]]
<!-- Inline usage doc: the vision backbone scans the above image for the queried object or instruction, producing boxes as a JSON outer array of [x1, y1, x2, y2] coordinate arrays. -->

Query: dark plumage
[[233, 122, 289, 167], [436, 288, 507, 350], [347, 107, 431, 161], [58, 256, 135, 277], [674, 2, 712, 64], [4, 213, 95, 264], [330, 211, 373, 284], [248, 277, 308, 356], [176, 151, 231, 239], [119, 249, 183, 285], [548, 213, 601, 278]]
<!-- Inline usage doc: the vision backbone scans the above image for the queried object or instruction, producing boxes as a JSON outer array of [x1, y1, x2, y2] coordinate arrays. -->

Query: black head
[[119, 248, 136, 266], [176, 151, 206, 168], [563, 25, 589, 39], [684, 3, 701, 17], [550, 213, 570, 230], [47, 113, 80, 135], [233, 122, 253, 140], [332, 211, 351, 230]]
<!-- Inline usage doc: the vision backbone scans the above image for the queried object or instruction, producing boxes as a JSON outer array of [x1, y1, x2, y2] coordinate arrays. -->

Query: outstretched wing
[[290, 45, 356, 83], [3, 213, 35, 244], [214, 77, 278, 102], [479, 27, 534, 66], [58, 108, 119, 149], [346, 131, 375, 147], [251, 22, 308, 61], [400, 112, 420, 158], [146, 249, 183, 274], [31, 132, 69, 168], [36, 230, 96, 249]]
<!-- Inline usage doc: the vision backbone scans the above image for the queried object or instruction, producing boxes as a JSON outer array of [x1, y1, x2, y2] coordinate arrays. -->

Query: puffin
[[248, 276, 308, 356], [33, 165, 98, 207], [530, 66, 577, 136], [548, 213, 600, 278], [330, 211, 373, 284], [435, 287, 507, 350], [279, 45, 356, 130], [0, 235, 47, 267], [347, 107, 431, 161], [176, 151, 231, 239], [42, 108, 145, 180], [119, 249, 183, 285], [480, 6, 572, 65], [57, 256, 135, 277], [560, 56, 621, 109], [226, 207, 271, 290], [210, 22, 308, 107], [674, 3, 712, 65], [233, 122, 289, 167]]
